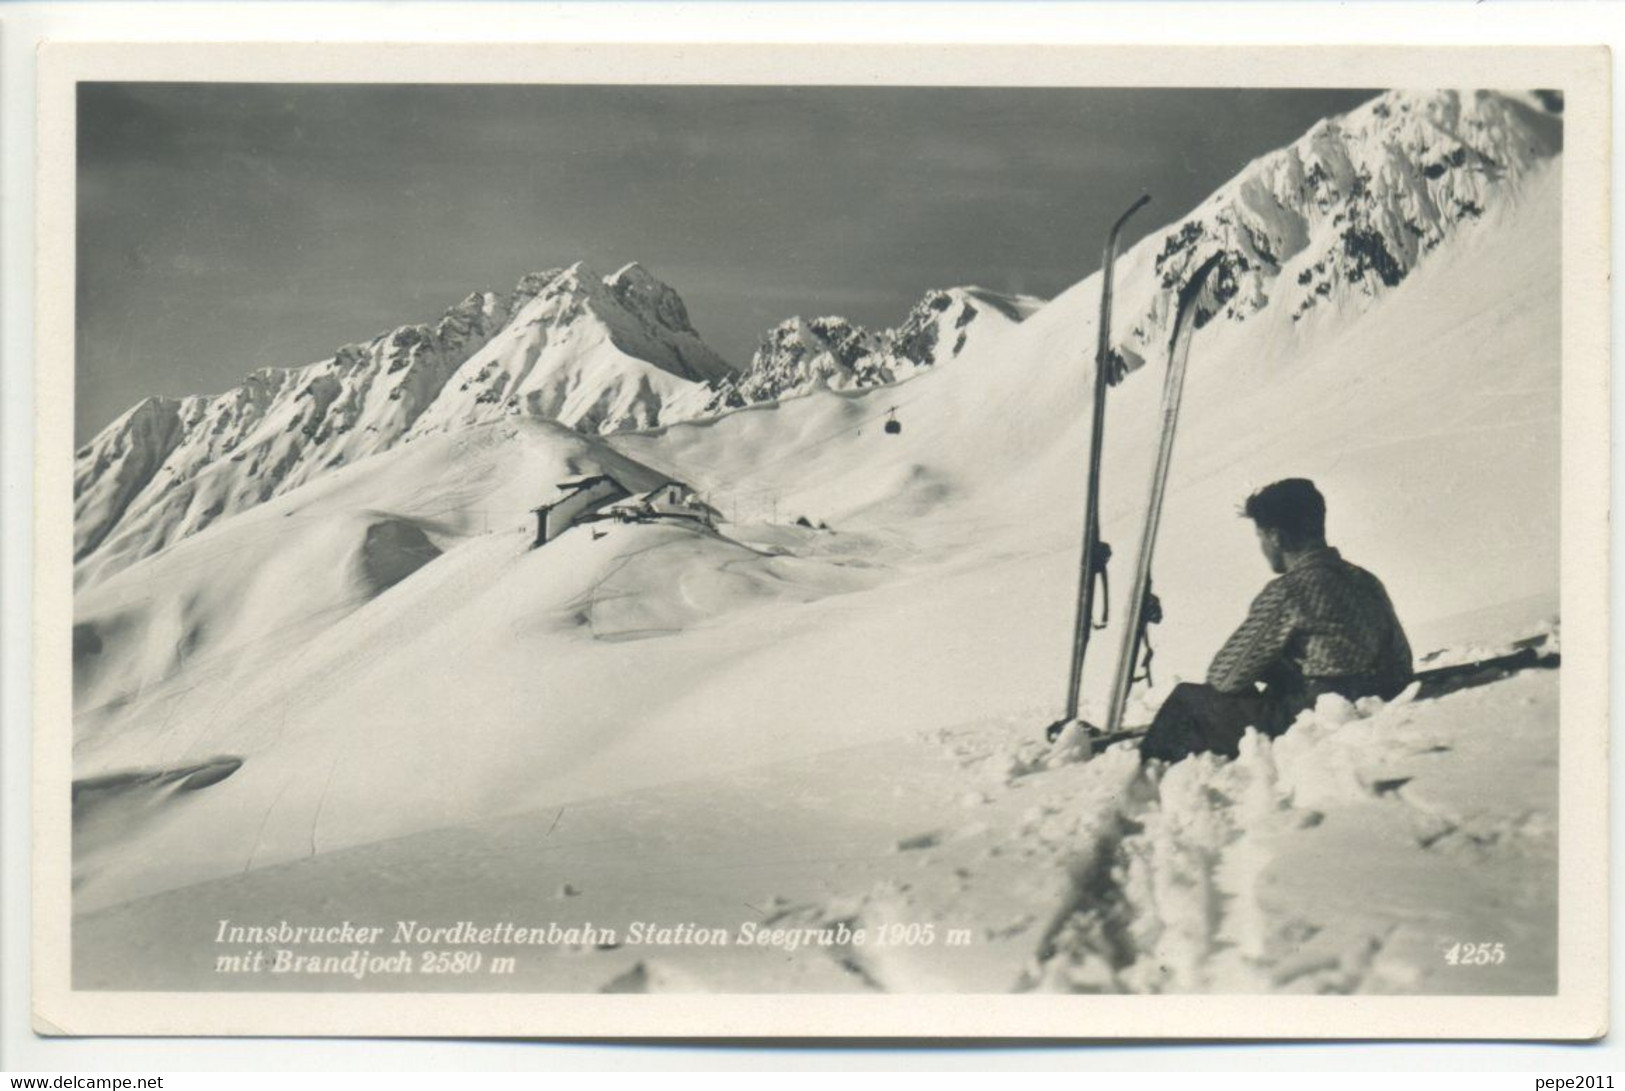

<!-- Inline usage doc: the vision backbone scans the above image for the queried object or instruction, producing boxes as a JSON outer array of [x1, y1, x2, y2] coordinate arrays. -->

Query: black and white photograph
[[29, 41, 1610, 1040]]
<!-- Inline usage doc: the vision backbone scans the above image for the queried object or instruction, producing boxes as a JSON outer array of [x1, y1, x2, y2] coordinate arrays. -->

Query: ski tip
[[1184, 251, 1225, 296], [1044, 718, 1107, 749], [1111, 193, 1153, 234], [1181, 252, 1226, 305]]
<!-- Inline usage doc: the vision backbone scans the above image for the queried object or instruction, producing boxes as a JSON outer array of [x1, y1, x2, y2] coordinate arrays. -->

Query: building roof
[[534, 472, 630, 511], [558, 473, 615, 492]]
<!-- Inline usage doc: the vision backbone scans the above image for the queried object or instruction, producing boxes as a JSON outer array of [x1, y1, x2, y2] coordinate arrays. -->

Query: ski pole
[[1104, 252, 1223, 736], [1046, 194, 1150, 745]]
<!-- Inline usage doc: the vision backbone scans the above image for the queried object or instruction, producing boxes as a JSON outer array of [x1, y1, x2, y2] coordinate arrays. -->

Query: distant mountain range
[[74, 260, 1038, 573], [704, 286, 1042, 412], [74, 89, 1562, 582]]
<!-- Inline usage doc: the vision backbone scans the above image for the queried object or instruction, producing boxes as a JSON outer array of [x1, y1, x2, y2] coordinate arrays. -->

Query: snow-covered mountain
[[1108, 89, 1562, 372], [706, 286, 1041, 410], [73, 287, 511, 564], [75, 260, 1042, 584], [70, 89, 1567, 997], [406, 261, 735, 439], [75, 262, 1045, 584], [72, 262, 737, 581]]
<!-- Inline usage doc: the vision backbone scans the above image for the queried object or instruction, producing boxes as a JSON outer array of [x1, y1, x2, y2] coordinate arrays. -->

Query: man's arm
[[1205, 580, 1295, 694], [1377, 586, 1415, 695]]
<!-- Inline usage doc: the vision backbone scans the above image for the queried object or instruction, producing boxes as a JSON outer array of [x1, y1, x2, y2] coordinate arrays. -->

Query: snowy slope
[[70, 90, 1563, 995], [610, 89, 1562, 711], [75, 641, 1559, 995]]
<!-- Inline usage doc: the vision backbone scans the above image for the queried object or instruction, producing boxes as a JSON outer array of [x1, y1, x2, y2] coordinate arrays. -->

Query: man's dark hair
[[1243, 478, 1326, 549]]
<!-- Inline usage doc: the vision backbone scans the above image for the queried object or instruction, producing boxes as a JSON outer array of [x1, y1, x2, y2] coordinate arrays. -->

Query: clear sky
[[76, 83, 1377, 440]]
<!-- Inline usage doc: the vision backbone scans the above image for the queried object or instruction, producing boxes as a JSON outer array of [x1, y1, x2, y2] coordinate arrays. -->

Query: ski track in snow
[[70, 641, 1557, 994], [773, 648, 1558, 997]]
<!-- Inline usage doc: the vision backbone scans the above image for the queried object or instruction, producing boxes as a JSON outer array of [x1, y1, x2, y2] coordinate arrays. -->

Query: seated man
[[1139, 478, 1414, 763]]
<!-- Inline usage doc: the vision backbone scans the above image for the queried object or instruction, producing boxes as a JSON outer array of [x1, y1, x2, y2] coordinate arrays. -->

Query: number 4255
[[1444, 942, 1506, 965]]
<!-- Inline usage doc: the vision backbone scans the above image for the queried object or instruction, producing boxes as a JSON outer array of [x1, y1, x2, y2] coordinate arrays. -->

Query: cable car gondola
[[884, 407, 901, 435]]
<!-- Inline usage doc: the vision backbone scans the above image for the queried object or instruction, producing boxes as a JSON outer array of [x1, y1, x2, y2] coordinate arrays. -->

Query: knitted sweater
[[1206, 547, 1414, 698]]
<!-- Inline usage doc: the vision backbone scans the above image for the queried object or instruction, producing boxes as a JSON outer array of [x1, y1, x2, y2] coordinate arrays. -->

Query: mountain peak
[[604, 260, 703, 340], [609, 260, 652, 284], [73, 257, 743, 577], [1108, 87, 1561, 373], [707, 283, 1042, 412]]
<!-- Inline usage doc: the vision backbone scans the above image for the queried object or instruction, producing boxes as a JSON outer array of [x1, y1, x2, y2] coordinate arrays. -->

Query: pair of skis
[[1044, 195, 1222, 753]]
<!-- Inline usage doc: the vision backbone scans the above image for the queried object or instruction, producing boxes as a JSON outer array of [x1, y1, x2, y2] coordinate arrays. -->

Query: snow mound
[[359, 519, 443, 597], [73, 755, 245, 908], [1031, 664, 1557, 995]]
